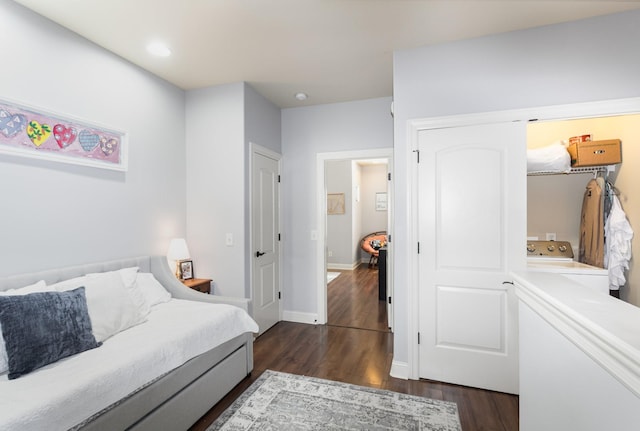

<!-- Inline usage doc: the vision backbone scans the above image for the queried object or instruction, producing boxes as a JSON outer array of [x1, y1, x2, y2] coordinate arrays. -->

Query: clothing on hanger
[[579, 178, 604, 268], [604, 180, 614, 220], [604, 193, 633, 290]]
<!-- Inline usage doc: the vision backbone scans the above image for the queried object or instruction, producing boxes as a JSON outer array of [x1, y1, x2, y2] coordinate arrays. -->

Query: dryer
[[526, 240, 609, 295]]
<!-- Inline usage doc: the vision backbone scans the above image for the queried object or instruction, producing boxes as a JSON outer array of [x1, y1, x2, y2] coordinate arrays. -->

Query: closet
[[526, 114, 637, 298]]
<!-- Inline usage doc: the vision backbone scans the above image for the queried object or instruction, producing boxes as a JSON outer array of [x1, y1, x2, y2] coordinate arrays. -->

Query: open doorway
[[326, 158, 389, 331], [316, 148, 393, 332]]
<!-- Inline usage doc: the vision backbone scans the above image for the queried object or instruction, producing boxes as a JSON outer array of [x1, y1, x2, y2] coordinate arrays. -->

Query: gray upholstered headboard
[[0, 256, 152, 292], [0, 255, 251, 313]]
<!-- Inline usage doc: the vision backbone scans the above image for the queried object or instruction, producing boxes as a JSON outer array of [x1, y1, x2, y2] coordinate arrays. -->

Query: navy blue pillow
[[0, 287, 101, 379]]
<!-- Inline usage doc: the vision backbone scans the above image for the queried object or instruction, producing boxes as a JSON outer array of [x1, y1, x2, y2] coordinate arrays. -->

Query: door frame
[[316, 148, 394, 326], [406, 97, 640, 379], [249, 142, 282, 328]]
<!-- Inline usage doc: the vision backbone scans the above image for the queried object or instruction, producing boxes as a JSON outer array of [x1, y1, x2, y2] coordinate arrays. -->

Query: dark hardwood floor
[[190, 265, 519, 431], [327, 266, 388, 331]]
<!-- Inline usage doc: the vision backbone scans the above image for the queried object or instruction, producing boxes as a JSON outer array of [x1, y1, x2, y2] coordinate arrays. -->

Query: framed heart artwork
[[0, 97, 127, 171]]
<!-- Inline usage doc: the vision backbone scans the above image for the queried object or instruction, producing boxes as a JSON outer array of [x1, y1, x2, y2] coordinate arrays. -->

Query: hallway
[[327, 265, 388, 332]]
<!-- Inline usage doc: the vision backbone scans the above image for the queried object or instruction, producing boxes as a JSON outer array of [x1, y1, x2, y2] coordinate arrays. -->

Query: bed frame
[[0, 256, 254, 431]]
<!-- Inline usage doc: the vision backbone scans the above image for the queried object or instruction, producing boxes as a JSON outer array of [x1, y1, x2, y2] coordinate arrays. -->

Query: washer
[[526, 240, 609, 295]]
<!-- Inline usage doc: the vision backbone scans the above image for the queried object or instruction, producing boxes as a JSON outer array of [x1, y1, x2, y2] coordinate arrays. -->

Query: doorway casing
[[316, 148, 394, 326]]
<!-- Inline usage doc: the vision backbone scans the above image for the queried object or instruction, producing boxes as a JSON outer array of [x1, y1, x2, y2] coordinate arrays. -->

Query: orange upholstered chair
[[360, 231, 387, 267]]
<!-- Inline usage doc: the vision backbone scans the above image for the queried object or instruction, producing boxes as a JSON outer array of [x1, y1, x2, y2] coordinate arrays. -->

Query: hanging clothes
[[579, 178, 605, 268], [604, 193, 634, 290], [604, 181, 614, 221]]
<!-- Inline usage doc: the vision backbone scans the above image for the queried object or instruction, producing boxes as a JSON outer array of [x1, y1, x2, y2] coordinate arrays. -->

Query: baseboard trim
[[390, 360, 409, 380], [327, 262, 359, 271], [282, 311, 319, 325]]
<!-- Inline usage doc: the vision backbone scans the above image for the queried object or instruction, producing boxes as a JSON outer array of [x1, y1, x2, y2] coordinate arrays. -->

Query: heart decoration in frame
[[78, 129, 100, 152], [0, 97, 127, 171], [26, 120, 52, 147], [100, 137, 118, 156], [0, 109, 27, 138], [53, 124, 77, 149]]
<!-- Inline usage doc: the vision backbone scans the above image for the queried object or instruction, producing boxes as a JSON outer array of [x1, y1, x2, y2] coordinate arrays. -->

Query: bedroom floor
[[190, 265, 519, 431]]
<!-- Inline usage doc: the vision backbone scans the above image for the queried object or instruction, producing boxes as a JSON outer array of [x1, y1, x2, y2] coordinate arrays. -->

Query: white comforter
[[0, 299, 258, 430]]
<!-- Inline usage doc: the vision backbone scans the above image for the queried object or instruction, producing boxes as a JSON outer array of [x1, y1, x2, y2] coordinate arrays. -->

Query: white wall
[[0, 1, 186, 276], [360, 165, 388, 231], [281, 97, 393, 315], [245, 84, 282, 156], [244, 84, 282, 297], [185, 82, 281, 299], [185, 83, 244, 298], [326, 160, 353, 267], [359, 164, 388, 261], [1, 0, 282, 303], [393, 10, 640, 365]]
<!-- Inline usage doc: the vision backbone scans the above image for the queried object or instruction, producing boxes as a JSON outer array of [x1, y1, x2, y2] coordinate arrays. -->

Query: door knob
[[256, 251, 266, 257]]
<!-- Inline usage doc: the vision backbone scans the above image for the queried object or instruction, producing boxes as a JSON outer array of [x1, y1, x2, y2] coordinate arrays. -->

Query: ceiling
[[13, 0, 640, 108]]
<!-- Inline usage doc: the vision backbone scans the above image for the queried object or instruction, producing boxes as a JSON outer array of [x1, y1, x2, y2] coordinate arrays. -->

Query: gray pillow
[[0, 287, 102, 379]]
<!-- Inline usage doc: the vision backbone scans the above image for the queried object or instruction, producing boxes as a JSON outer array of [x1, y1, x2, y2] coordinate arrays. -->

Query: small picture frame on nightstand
[[179, 260, 194, 280]]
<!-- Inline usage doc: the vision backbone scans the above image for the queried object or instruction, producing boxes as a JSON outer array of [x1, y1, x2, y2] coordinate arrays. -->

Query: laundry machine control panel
[[526, 240, 574, 259]]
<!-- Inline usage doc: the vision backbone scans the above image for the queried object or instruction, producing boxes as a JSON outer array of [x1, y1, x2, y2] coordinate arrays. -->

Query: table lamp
[[167, 238, 191, 279]]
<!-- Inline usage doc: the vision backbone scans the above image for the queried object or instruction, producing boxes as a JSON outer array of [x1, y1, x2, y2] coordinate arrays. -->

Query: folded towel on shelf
[[527, 141, 571, 173]]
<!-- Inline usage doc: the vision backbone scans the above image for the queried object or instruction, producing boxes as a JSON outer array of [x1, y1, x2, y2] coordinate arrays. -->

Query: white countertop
[[512, 270, 640, 397]]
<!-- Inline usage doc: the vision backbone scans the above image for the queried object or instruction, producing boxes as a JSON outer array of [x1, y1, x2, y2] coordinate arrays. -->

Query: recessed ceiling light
[[294, 92, 308, 101], [147, 42, 171, 57]]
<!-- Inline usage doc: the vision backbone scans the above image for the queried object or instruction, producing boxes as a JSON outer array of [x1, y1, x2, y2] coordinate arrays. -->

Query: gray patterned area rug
[[208, 370, 462, 430]]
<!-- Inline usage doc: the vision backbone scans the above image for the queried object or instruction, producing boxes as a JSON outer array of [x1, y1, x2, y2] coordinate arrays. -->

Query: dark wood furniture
[[183, 278, 212, 294], [378, 248, 387, 301]]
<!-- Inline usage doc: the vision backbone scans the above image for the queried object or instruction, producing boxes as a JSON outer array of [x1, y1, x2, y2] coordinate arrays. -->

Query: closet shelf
[[527, 164, 617, 177]]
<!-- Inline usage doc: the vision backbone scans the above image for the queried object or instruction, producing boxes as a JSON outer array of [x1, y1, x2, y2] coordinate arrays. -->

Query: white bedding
[[0, 299, 258, 431]]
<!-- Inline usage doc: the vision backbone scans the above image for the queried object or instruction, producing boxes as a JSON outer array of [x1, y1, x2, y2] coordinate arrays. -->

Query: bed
[[0, 256, 258, 431]]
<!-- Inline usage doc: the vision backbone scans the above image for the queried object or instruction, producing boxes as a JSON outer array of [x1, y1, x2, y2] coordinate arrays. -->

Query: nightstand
[[182, 278, 211, 294]]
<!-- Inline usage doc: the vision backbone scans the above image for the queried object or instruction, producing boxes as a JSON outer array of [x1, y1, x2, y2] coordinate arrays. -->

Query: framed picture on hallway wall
[[327, 193, 345, 215], [375, 192, 387, 211]]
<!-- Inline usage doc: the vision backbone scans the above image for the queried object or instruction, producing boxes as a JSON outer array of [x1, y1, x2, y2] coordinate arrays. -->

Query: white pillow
[[0, 280, 50, 374], [116, 266, 140, 289], [116, 267, 152, 317], [88, 267, 151, 318], [51, 272, 146, 342], [135, 273, 171, 308], [0, 280, 48, 296]]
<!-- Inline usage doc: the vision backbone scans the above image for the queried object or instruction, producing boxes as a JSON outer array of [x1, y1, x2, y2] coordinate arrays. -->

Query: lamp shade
[[167, 238, 191, 261]]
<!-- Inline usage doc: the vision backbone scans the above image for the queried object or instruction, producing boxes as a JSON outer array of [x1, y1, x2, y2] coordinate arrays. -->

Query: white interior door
[[251, 147, 281, 335], [417, 121, 526, 394]]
